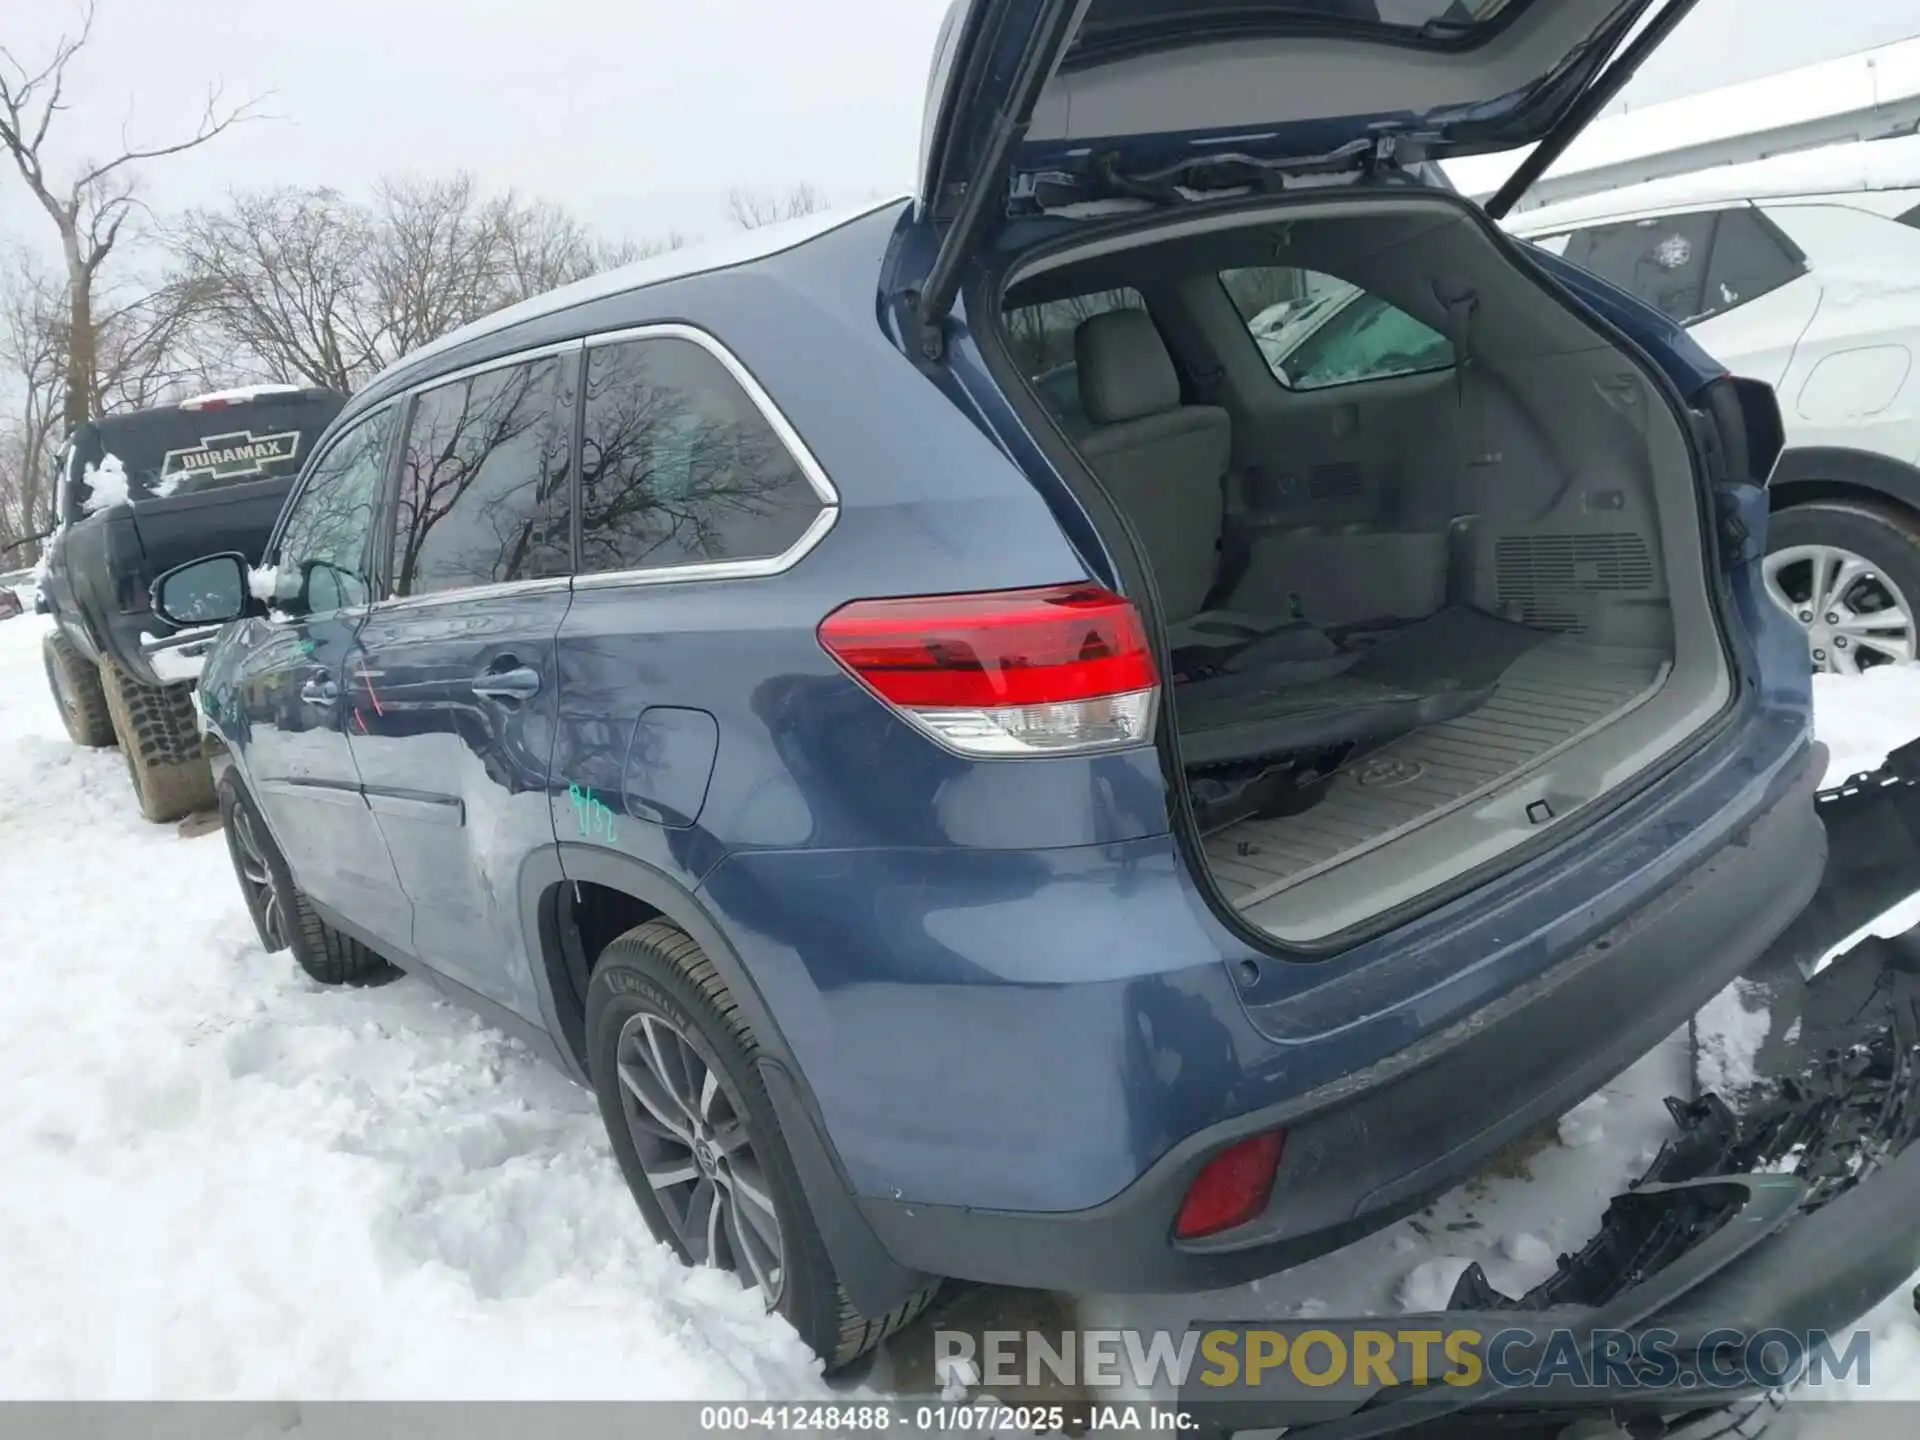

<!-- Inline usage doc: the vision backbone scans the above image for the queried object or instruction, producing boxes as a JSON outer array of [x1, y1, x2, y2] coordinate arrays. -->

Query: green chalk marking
[[568, 783, 619, 842]]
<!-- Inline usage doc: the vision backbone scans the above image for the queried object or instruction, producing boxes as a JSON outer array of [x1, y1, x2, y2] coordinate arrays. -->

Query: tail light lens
[[1175, 1130, 1285, 1240], [817, 583, 1158, 757]]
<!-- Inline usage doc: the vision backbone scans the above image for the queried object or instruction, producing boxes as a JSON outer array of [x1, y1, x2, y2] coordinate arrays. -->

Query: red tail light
[[818, 583, 1158, 757], [1175, 1130, 1285, 1240]]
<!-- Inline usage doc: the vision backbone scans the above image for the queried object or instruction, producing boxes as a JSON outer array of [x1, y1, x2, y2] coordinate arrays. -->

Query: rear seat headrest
[[1074, 309, 1181, 425]]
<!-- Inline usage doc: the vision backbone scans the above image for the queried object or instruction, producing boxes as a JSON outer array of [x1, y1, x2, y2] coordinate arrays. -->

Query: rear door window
[[387, 356, 576, 597], [576, 335, 828, 575], [1222, 266, 1454, 391], [1002, 287, 1146, 434]]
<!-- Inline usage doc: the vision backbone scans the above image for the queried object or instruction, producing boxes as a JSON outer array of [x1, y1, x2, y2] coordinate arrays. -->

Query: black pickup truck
[[39, 385, 344, 821]]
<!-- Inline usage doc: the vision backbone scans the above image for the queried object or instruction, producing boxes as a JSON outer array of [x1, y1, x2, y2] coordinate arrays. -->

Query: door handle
[[472, 663, 542, 702], [300, 677, 338, 707]]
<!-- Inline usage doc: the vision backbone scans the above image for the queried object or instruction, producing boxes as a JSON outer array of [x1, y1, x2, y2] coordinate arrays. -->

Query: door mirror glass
[[152, 552, 252, 627]]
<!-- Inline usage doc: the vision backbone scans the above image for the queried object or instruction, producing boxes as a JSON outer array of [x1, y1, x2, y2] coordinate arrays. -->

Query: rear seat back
[[1073, 309, 1231, 625], [1069, 309, 1449, 636], [1230, 452, 1448, 630]]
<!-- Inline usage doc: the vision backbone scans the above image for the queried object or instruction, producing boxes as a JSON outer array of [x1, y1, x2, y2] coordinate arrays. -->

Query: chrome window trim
[[573, 322, 839, 592], [369, 574, 572, 615], [573, 502, 840, 591], [405, 336, 585, 396], [361, 322, 839, 610]]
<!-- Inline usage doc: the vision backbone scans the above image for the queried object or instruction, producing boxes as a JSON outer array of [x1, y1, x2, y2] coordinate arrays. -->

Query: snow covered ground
[[0, 614, 827, 1399], [2, 605, 1919, 1409]]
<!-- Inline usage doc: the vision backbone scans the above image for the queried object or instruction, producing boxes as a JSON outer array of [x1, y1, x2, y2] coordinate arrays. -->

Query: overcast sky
[[1, 0, 1916, 258]]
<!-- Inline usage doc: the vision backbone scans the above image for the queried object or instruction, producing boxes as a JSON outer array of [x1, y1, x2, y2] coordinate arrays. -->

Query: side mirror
[[152, 552, 255, 627]]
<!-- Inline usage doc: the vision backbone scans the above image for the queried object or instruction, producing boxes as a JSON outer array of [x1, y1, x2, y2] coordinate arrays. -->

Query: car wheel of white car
[[1764, 501, 1920, 676]]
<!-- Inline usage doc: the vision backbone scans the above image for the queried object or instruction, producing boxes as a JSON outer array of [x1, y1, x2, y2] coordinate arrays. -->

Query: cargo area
[[996, 195, 1733, 941]]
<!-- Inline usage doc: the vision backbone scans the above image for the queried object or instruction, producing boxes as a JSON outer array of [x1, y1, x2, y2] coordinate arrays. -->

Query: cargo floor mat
[[1206, 638, 1666, 906], [1175, 608, 1552, 770]]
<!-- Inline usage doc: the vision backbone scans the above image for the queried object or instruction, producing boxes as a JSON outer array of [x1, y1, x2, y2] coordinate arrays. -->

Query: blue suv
[[152, 0, 1915, 1387]]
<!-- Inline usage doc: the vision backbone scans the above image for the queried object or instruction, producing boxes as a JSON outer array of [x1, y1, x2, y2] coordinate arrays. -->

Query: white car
[[1507, 137, 1920, 675]]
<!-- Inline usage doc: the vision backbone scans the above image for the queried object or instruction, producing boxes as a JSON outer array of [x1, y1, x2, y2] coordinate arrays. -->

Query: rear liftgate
[[1188, 740, 1920, 1439]]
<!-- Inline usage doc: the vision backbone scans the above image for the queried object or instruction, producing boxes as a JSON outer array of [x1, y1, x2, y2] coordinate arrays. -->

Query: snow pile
[[247, 565, 279, 602], [79, 454, 130, 513], [1500, 1233, 1553, 1267], [1397, 1258, 1476, 1314], [1802, 668, 1920, 972], [1556, 1093, 1608, 1149], [0, 617, 828, 1399], [1814, 667, 1920, 785], [1695, 979, 1773, 1101]]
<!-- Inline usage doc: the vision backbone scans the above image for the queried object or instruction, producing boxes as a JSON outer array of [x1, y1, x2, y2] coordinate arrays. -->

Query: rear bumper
[[1181, 924, 1920, 1436], [855, 744, 1828, 1292]]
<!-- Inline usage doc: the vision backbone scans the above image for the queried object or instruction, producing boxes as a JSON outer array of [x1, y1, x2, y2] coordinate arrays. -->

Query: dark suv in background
[[39, 384, 344, 820], [148, 1, 1920, 1428]]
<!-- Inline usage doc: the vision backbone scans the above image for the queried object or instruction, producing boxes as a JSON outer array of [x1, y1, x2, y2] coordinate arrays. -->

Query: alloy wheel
[[614, 1009, 785, 1304], [231, 805, 289, 950], [1762, 544, 1915, 675]]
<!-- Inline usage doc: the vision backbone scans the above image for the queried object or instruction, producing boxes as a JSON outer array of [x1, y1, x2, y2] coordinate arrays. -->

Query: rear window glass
[[1701, 207, 1803, 319], [576, 336, 827, 575], [1222, 266, 1454, 391], [1002, 287, 1146, 436], [68, 395, 343, 513]]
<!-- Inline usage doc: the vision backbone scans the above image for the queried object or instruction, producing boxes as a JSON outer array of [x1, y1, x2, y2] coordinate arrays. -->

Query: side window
[[1001, 287, 1146, 434], [272, 409, 394, 615], [389, 356, 574, 598], [577, 337, 825, 574], [1561, 212, 1717, 324], [1700, 207, 1805, 320], [1221, 266, 1454, 391]]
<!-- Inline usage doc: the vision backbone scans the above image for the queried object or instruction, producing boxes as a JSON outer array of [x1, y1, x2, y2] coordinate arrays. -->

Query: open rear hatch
[[900, 0, 1733, 942], [906, 0, 1705, 350]]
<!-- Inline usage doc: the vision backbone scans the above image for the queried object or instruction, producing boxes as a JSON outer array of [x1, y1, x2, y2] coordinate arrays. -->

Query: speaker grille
[[1495, 532, 1656, 631]]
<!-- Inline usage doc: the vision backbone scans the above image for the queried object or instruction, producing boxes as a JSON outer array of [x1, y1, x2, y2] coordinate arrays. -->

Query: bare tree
[[726, 183, 828, 230], [0, 2, 261, 432], [167, 186, 387, 393], [494, 194, 678, 302], [0, 248, 210, 558], [169, 175, 680, 394], [0, 251, 67, 556]]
